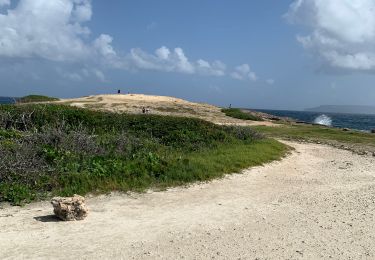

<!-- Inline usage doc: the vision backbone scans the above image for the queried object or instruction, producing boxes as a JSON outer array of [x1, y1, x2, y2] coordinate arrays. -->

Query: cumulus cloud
[[93, 34, 116, 57], [155, 46, 170, 60], [0, 0, 97, 62], [286, 0, 375, 72], [0, 0, 10, 7], [128, 46, 227, 77], [0, 0, 260, 83], [72, 0, 92, 22], [230, 64, 257, 81]]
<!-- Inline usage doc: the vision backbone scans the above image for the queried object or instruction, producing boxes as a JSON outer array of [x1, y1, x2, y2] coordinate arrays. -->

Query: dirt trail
[[1, 141, 375, 259]]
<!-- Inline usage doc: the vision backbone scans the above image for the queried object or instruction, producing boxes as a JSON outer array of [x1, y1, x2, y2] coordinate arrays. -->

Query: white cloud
[[0, 0, 116, 67], [173, 47, 195, 74], [0, 0, 260, 83], [230, 64, 257, 81], [0, 0, 97, 62], [93, 34, 117, 58], [128, 46, 227, 77], [0, 0, 121, 81], [72, 0, 92, 22], [155, 46, 170, 60], [286, 0, 375, 72], [197, 59, 226, 76], [0, 0, 10, 7]]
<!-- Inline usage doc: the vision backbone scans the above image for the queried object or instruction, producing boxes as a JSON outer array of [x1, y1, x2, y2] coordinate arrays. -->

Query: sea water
[[254, 109, 375, 132], [0, 97, 16, 104]]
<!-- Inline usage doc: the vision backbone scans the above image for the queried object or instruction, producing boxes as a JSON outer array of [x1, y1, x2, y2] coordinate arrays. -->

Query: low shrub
[[17, 95, 59, 103], [0, 104, 286, 205], [222, 108, 263, 121]]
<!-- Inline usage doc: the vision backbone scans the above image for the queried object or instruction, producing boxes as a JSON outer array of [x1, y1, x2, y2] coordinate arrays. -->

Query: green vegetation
[[253, 124, 375, 148], [222, 108, 263, 121], [17, 95, 59, 103], [0, 104, 287, 205]]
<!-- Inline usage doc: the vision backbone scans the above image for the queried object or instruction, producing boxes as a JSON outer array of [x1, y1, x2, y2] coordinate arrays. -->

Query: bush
[[0, 104, 285, 205], [222, 108, 263, 121], [17, 95, 59, 103], [0, 104, 233, 149]]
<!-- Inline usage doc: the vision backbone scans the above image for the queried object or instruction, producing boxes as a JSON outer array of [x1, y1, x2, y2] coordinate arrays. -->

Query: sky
[[1, 0, 375, 110]]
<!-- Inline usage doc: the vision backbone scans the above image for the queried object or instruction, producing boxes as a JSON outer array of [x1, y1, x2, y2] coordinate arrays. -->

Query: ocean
[[0, 97, 17, 104], [254, 109, 375, 132]]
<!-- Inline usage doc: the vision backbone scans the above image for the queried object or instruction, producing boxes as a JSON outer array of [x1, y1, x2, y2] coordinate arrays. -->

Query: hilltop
[[52, 94, 276, 126]]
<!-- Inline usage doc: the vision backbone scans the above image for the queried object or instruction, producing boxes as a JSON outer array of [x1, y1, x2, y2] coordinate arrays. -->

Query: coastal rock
[[51, 195, 88, 221], [371, 129, 375, 134]]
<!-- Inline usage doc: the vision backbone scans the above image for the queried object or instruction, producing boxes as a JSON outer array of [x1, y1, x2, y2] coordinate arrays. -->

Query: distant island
[[306, 105, 375, 115]]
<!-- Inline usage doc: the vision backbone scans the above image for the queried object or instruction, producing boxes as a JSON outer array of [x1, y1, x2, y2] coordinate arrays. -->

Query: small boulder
[[371, 129, 375, 134], [51, 195, 88, 221], [342, 128, 350, 131]]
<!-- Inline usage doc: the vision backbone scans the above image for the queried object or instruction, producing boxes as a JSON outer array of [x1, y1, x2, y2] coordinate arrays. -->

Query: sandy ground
[[1, 141, 375, 259], [53, 94, 277, 126]]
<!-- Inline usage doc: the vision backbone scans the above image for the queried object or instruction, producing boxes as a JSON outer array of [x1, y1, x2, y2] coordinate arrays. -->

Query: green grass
[[253, 124, 375, 148], [54, 139, 287, 197], [164, 139, 287, 185], [0, 104, 288, 205], [17, 95, 59, 103], [222, 108, 263, 121]]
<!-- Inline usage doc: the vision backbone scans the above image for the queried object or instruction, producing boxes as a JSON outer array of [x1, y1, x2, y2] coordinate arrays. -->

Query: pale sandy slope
[[1, 141, 375, 259], [53, 94, 276, 126]]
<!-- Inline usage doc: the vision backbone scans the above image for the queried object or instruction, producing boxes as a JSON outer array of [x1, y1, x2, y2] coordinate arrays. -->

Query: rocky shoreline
[[242, 108, 375, 133]]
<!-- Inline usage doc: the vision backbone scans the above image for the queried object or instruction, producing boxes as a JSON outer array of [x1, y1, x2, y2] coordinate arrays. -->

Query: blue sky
[[1, 0, 375, 110]]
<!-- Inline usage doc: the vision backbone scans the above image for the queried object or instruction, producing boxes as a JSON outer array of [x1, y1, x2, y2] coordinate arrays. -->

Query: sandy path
[[1, 141, 375, 259]]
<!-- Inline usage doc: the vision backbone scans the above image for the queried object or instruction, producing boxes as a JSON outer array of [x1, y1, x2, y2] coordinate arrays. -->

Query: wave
[[314, 114, 332, 126]]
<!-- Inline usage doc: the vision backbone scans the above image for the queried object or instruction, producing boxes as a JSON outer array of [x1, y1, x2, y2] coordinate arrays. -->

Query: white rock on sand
[[1, 141, 375, 259], [51, 195, 88, 221]]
